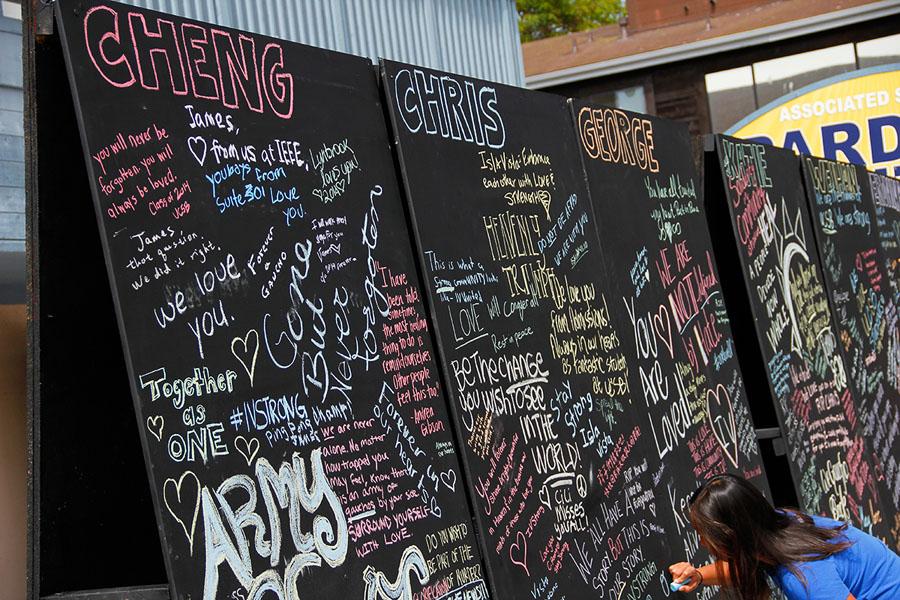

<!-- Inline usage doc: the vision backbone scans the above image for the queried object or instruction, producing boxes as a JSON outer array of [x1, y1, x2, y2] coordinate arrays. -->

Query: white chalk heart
[[429, 495, 442, 518], [440, 469, 457, 492], [231, 330, 260, 387], [146, 415, 164, 442], [234, 435, 260, 466], [187, 136, 207, 167], [163, 471, 201, 555], [653, 304, 674, 359]]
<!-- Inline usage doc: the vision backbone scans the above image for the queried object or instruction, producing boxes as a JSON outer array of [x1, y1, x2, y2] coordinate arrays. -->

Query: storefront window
[[705, 66, 756, 132], [589, 85, 647, 114], [857, 33, 900, 69], [752, 44, 856, 106], [705, 37, 899, 134]]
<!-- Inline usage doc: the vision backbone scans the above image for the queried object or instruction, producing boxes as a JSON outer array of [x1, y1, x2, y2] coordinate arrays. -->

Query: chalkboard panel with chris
[[801, 157, 900, 545], [55, 1, 488, 598], [381, 60, 676, 599], [708, 136, 893, 543], [570, 104, 770, 572]]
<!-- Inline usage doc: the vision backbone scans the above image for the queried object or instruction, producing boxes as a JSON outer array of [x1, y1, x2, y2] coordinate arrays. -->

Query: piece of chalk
[[670, 578, 692, 592]]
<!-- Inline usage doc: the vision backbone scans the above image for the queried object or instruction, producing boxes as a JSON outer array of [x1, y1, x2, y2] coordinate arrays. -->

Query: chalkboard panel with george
[[801, 156, 900, 545], [381, 60, 675, 599], [54, 1, 488, 598], [708, 136, 893, 544], [570, 104, 770, 574]]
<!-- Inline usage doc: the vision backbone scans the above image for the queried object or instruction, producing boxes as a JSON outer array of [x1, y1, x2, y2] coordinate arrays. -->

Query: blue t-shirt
[[770, 514, 900, 600]]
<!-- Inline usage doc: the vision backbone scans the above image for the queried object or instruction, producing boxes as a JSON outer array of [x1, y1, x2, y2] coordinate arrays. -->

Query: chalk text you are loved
[[152, 253, 241, 358], [623, 295, 695, 460]]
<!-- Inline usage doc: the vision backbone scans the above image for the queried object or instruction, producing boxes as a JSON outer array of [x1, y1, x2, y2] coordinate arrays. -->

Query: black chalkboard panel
[[31, 21, 167, 594], [381, 59, 722, 600], [801, 156, 900, 545], [867, 172, 900, 298], [570, 103, 770, 571], [865, 173, 900, 529], [707, 136, 894, 544], [55, 1, 488, 598], [867, 172, 900, 299]]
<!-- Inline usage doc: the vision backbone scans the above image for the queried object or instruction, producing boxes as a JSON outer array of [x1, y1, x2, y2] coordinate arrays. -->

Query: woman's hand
[[668, 562, 702, 593]]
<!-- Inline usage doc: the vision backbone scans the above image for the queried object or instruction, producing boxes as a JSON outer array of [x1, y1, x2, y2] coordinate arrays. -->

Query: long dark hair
[[688, 474, 852, 600]]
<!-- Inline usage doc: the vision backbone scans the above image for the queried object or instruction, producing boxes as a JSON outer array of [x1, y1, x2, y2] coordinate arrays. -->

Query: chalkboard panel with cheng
[[570, 104, 770, 574], [55, 1, 488, 598], [381, 60, 675, 599], [801, 157, 900, 544], [709, 136, 893, 544]]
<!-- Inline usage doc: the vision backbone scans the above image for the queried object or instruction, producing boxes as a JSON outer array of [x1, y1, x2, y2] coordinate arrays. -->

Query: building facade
[[523, 0, 900, 139]]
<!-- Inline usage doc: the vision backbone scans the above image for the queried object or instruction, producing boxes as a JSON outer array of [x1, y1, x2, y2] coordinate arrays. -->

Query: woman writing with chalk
[[668, 474, 900, 599]]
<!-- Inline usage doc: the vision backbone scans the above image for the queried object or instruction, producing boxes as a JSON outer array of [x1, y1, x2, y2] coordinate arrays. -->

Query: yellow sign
[[726, 64, 900, 178]]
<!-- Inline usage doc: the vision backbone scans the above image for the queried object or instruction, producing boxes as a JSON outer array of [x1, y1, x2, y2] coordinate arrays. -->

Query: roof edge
[[525, 0, 900, 89]]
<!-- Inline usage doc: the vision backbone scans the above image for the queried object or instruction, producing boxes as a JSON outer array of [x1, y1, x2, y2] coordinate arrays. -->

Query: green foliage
[[517, 0, 625, 42]]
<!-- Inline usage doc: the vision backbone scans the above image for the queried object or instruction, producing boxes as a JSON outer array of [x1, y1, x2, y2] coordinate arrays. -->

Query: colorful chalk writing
[[709, 136, 895, 548], [802, 156, 900, 547], [383, 60, 763, 600], [867, 172, 900, 299], [56, 1, 488, 598], [574, 107, 769, 600]]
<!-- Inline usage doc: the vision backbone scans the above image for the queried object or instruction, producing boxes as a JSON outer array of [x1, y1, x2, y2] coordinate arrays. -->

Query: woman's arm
[[668, 561, 731, 592], [698, 561, 730, 586]]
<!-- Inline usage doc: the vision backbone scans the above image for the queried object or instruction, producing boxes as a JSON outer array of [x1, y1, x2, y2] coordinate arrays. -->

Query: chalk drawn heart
[[234, 435, 260, 466], [706, 384, 739, 468], [231, 330, 259, 387], [509, 531, 530, 576], [653, 304, 674, 359], [146, 415, 164, 442], [163, 471, 201, 555], [440, 469, 457, 492], [187, 136, 207, 167]]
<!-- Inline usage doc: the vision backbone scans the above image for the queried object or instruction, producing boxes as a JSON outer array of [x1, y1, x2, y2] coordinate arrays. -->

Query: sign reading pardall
[[727, 64, 900, 177]]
